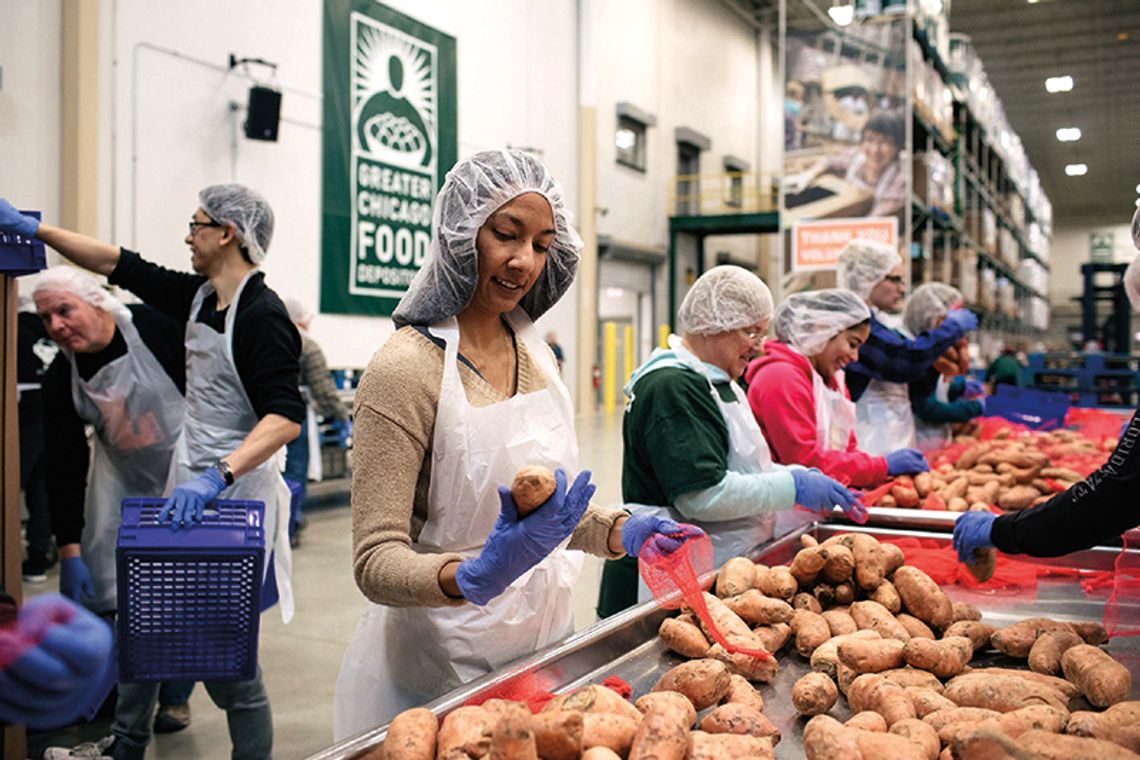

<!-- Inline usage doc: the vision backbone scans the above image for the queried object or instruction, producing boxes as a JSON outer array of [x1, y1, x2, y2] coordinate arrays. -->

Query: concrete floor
[[23, 412, 628, 759]]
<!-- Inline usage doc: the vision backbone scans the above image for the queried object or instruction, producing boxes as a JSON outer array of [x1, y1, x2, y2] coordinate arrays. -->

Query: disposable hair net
[[392, 149, 582, 326], [198, 184, 275, 265], [33, 266, 129, 319], [283, 297, 314, 327], [904, 282, 963, 336], [1124, 206, 1140, 311], [837, 239, 902, 300], [772, 289, 870, 356], [676, 265, 774, 336]]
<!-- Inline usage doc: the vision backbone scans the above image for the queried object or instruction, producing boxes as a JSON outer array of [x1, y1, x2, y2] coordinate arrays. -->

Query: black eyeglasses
[[188, 220, 223, 235]]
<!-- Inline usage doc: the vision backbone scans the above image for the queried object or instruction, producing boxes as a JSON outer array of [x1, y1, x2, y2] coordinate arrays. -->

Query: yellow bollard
[[623, 324, 635, 387], [603, 322, 617, 415], [659, 324, 670, 349]]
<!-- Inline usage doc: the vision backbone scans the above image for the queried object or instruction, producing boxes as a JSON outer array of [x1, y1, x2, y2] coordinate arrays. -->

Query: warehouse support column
[[60, 0, 100, 234], [0, 276, 20, 759], [576, 0, 599, 413]]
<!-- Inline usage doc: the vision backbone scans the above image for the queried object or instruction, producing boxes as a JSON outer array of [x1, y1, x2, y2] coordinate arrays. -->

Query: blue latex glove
[[456, 469, 596, 605], [639, 522, 707, 559], [619, 513, 703, 559], [952, 511, 997, 563], [0, 198, 40, 238], [943, 308, 978, 334], [0, 594, 113, 730], [791, 469, 863, 519], [963, 378, 986, 398], [158, 468, 227, 529], [59, 557, 95, 604], [884, 448, 930, 476]]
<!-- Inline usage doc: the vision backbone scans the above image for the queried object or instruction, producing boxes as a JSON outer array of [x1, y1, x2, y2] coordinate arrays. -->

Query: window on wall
[[616, 116, 647, 171], [677, 143, 701, 215], [723, 156, 750, 209]]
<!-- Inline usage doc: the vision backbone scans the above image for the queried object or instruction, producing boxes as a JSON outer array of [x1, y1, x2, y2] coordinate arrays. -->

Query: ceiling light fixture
[[1046, 75, 1074, 93], [1135, 183, 1140, 194], [828, 2, 854, 26], [1056, 127, 1082, 142], [1065, 163, 1088, 176]]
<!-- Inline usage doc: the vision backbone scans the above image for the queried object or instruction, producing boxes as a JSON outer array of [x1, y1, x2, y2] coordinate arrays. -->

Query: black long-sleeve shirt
[[990, 410, 1140, 557], [44, 304, 186, 546], [109, 248, 304, 423]]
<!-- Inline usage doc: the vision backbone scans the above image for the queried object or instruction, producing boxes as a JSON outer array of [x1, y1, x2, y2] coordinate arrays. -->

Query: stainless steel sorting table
[[308, 520, 1140, 759]]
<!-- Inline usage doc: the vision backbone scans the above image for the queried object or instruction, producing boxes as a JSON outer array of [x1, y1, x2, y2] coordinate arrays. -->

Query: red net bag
[[1103, 530, 1140, 638], [883, 538, 1083, 592], [1066, 407, 1130, 444], [639, 532, 772, 661]]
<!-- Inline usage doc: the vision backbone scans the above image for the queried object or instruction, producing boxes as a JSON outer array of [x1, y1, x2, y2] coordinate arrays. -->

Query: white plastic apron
[[333, 309, 584, 740], [855, 378, 916, 456], [813, 368, 858, 453], [631, 336, 777, 603], [168, 272, 293, 623], [915, 376, 954, 452], [69, 309, 184, 614]]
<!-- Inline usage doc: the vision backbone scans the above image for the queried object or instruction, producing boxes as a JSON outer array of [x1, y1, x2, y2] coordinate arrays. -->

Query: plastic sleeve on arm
[[673, 469, 796, 522]]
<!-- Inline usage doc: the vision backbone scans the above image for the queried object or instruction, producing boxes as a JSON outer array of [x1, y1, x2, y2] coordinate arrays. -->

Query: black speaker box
[[245, 86, 281, 141]]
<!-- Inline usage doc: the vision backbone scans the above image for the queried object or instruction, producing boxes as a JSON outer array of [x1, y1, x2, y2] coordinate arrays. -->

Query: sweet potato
[[719, 674, 764, 713], [811, 629, 881, 679], [893, 565, 954, 630], [892, 485, 922, 508], [945, 476, 970, 501], [878, 667, 944, 693], [957, 443, 991, 470], [1000, 485, 1041, 510], [943, 621, 995, 653], [847, 533, 887, 590], [489, 703, 538, 760], [543, 685, 642, 723], [882, 543, 907, 576], [530, 711, 583, 760], [793, 592, 823, 614], [903, 636, 973, 678], [904, 686, 956, 718], [634, 691, 696, 729], [1071, 621, 1109, 645], [722, 590, 793, 626], [510, 465, 556, 516], [696, 593, 754, 641], [803, 715, 863, 758], [383, 707, 438, 760], [963, 666, 1080, 702], [792, 608, 832, 657], [751, 622, 793, 653], [951, 600, 981, 622], [436, 706, 494, 760], [715, 557, 756, 598], [836, 661, 859, 695], [627, 710, 688, 760], [822, 544, 856, 583], [896, 613, 936, 640], [792, 672, 838, 717], [965, 547, 997, 582], [757, 566, 797, 599], [658, 616, 711, 659], [914, 472, 934, 498], [834, 582, 856, 605], [924, 707, 1003, 745], [651, 659, 731, 710], [889, 718, 940, 760], [997, 704, 1069, 738], [850, 600, 911, 641], [581, 713, 638, 757], [1062, 645, 1132, 708], [1028, 630, 1084, 676], [1005, 729, 1140, 759], [821, 609, 858, 637], [947, 497, 969, 512], [942, 672, 1069, 713], [706, 642, 780, 683], [790, 546, 830, 587], [686, 731, 775, 760], [869, 579, 902, 614], [1067, 701, 1140, 737], [992, 618, 1085, 658], [1041, 467, 1083, 481], [579, 748, 621, 760], [846, 711, 889, 732], [699, 702, 780, 743], [848, 674, 918, 726], [839, 637, 907, 674]]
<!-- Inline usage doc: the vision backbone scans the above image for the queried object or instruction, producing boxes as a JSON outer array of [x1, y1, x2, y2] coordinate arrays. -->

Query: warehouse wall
[[1050, 223, 1138, 305]]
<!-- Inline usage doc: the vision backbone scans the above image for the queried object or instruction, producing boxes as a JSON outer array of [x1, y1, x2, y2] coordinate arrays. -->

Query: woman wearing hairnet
[[954, 206, 1140, 562], [596, 267, 864, 618], [904, 283, 986, 451], [333, 150, 693, 736], [745, 289, 928, 487], [837, 239, 977, 454]]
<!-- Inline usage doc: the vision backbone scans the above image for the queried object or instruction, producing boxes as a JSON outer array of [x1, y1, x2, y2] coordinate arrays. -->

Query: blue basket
[[985, 385, 1071, 430], [0, 211, 47, 276], [116, 499, 265, 683]]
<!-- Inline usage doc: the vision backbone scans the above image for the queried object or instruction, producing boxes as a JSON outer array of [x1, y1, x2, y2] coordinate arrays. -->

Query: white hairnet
[[1125, 206, 1140, 310], [837, 239, 903, 301], [392, 149, 582, 326], [283, 297, 314, 328], [904, 282, 963, 336], [677, 265, 774, 336], [772, 288, 871, 356], [198, 184, 275, 265], [33, 266, 129, 319]]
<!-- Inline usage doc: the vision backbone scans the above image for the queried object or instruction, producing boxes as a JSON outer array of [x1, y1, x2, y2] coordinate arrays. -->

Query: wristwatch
[[212, 460, 235, 487]]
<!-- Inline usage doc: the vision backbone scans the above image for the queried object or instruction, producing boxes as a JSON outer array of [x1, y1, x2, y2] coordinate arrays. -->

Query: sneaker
[[43, 735, 116, 759], [22, 550, 55, 583], [153, 702, 191, 733]]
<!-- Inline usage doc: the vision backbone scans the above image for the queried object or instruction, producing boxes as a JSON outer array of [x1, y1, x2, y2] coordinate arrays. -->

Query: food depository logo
[[349, 12, 437, 298]]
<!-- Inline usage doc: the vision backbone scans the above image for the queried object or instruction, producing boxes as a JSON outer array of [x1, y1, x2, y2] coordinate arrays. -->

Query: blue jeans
[[283, 416, 308, 537], [113, 669, 272, 760], [159, 680, 194, 706]]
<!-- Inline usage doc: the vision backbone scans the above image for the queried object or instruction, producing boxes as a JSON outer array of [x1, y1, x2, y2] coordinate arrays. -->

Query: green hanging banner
[[321, 1, 457, 316]]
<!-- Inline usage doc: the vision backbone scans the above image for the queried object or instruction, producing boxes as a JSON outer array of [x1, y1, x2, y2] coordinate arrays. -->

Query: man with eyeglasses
[[0, 187, 301, 760], [837, 239, 977, 455], [597, 266, 865, 618]]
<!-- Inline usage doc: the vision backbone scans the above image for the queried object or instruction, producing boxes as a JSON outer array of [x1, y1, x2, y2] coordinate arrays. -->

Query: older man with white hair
[[597, 265, 865, 618]]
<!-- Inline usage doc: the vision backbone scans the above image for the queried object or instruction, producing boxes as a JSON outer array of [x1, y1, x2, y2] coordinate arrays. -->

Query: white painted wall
[[1050, 223, 1137, 305]]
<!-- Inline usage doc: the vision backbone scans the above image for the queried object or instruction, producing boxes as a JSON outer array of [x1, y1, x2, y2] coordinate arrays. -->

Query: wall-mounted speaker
[[244, 86, 281, 142]]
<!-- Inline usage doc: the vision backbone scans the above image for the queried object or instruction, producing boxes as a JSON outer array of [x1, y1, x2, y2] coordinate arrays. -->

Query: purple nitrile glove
[[885, 448, 930, 476], [963, 378, 986, 398], [952, 511, 997, 564], [158, 468, 227, 529], [58, 557, 94, 604], [0, 199, 40, 239]]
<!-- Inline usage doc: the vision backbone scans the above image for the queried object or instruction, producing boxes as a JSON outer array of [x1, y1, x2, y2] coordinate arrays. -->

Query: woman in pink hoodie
[[746, 289, 928, 487]]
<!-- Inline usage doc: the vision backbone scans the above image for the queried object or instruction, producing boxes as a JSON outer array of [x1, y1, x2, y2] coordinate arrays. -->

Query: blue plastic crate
[[0, 210, 47, 276], [986, 385, 1071, 430], [116, 498, 265, 683]]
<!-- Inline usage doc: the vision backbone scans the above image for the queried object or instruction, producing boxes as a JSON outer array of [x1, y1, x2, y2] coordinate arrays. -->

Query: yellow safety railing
[[668, 172, 779, 216], [603, 322, 617, 415]]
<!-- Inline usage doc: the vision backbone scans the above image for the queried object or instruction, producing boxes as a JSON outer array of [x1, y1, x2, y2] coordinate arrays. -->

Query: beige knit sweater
[[351, 325, 625, 608]]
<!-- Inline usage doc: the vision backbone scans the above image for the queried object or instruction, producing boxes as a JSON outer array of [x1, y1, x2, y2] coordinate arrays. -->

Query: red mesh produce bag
[[884, 537, 1083, 592], [1103, 530, 1140, 638], [1067, 407, 1130, 444], [639, 532, 772, 661]]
